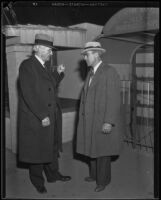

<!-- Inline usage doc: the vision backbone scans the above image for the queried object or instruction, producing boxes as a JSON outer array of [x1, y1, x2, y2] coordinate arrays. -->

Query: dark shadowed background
[[2, 1, 159, 27]]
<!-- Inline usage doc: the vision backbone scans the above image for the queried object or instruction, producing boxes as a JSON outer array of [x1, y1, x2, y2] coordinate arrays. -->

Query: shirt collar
[[93, 60, 102, 74], [35, 55, 45, 67]]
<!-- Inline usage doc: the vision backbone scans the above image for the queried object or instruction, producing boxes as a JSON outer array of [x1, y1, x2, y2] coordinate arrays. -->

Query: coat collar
[[84, 62, 105, 92], [93, 60, 102, 74], [31, 56, 56, 86], [31, 55, 45, 70], [34, 55, 45, 67]]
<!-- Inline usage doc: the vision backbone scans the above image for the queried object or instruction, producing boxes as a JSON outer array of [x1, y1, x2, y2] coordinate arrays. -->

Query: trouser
[[29, 153, 59, 188], [29, 111, 60, 188], [89, 156, 111, 186]]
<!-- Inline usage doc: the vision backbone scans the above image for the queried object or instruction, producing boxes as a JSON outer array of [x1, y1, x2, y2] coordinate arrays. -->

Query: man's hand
[[42, 117, 50, 127], [102, 123, 112, 134], [57, 64, 65, 74]]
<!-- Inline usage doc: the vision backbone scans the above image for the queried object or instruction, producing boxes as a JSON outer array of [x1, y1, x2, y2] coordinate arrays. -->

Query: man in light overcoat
[[76, 41, 123, 192]]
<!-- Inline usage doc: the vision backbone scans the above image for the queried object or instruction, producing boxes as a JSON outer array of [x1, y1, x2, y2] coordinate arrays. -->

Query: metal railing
[[121, 79, 154, 152]]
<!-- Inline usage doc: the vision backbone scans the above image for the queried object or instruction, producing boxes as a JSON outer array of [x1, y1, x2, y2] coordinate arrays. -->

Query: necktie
[[88, 68, 94, 86]]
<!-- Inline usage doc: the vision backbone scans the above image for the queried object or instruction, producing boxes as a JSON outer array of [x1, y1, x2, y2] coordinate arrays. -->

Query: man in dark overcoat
[[18, 33, 71, 194], [76, 41, 123, 192]]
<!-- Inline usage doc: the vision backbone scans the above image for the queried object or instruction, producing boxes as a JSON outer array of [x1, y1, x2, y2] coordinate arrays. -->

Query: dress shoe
[[94, 185, 106, 192], [56, 172, 71, 181], [84, 176, 95, 182], [35, 186, 47, 194], [47, 172, 71, 182]]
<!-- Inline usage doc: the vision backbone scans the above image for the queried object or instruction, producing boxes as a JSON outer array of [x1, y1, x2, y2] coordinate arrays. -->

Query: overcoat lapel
[[45, 66, 57, 87], [84, 63, 104, 94], [32, 56, 56, 88], [83, 69, 92, 96], [89, 63, 104, 89]]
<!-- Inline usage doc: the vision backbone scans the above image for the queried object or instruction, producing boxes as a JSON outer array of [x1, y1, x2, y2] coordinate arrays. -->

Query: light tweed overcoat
[[76, 63, 124, 158]]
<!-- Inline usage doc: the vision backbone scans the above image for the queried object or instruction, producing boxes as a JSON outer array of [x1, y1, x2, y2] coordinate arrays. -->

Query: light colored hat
[[81, 41, 106, 55], [35, 33, 56, 49]]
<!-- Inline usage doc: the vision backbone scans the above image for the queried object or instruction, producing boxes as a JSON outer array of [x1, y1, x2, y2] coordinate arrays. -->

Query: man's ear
[[95, 51, 100, 58], [33, 45, 39, 52]]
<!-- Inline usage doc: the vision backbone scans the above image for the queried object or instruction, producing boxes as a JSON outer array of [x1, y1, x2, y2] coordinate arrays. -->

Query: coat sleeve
[[104, 67, 121, 125], [52, 70, 64, 87], [19, 61, 49, 121]]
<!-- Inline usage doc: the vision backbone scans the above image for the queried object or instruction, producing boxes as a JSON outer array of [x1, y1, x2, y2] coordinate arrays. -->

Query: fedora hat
[[81, 41, 106, 55], [34, 33, 57, 49]]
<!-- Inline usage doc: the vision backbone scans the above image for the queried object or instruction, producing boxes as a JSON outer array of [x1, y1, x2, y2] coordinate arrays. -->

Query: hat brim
[[36, 43, 57, 50], [81, 47, 106, 55], [35, 39, 57, 50], [42, 44, 57, 50]]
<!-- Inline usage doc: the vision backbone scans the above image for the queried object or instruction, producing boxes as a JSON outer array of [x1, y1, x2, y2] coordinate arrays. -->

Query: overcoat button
[[48, 104, 51, 107], [48, 88, 51, 91]]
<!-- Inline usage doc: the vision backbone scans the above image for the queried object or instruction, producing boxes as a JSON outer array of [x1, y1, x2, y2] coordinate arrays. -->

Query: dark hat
[[35, 33, 56, 49], [81, 41, 106, 55]]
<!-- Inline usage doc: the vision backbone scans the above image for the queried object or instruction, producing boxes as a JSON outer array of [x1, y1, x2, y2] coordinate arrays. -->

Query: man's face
[[38, 45, 53, 62], [83, 51, 97, 67]]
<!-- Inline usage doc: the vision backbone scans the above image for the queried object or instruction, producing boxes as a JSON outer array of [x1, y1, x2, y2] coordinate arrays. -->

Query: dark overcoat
[[18, 56, 63, 163], [76, 63, 124, 158]]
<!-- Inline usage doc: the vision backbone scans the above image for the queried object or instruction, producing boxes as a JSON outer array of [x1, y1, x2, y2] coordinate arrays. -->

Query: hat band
[[35, 39, 53, 48], [84, 46, 103, 50]]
